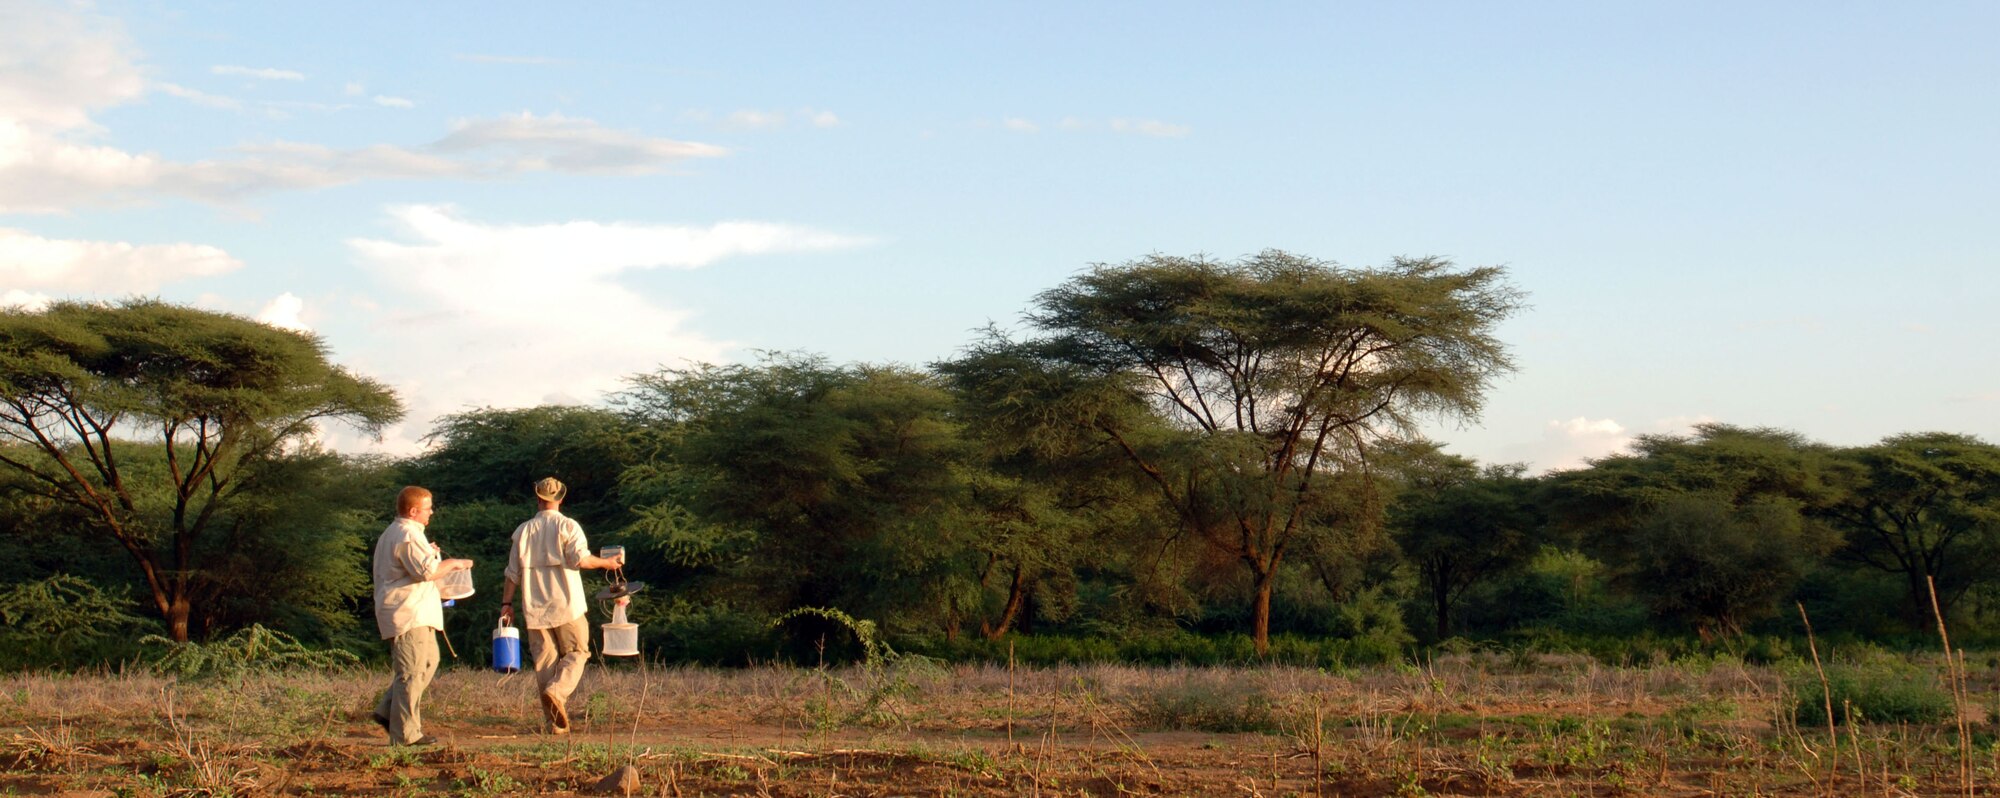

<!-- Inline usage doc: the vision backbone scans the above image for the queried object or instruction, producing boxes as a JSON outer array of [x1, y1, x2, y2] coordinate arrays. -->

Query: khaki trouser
[[376, 627, 438, 745], [528, 616, 590, 728]]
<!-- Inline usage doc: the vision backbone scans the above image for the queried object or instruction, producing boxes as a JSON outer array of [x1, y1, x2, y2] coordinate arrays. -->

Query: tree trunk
[[1907, 567, 1937, 631], [1252, 570, 1274, 657], [980, 564, 1029, 641], [167, 596, 192, 643], [1434, 583, 1451, 642]]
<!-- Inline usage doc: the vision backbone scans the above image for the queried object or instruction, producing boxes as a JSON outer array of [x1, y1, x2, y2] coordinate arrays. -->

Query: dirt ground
[[3, 659, 1993, 796]]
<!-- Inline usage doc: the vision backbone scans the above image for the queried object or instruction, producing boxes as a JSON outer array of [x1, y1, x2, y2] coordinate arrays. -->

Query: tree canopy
[[0, 300, 401, 640]]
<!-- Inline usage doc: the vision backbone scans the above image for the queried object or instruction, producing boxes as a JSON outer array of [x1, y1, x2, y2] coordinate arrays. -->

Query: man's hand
[[499, 606, 513, 626], [443, 558, 473, 573]]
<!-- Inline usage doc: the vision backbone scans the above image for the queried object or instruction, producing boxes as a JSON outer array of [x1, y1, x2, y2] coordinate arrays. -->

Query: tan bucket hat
[[533, 477, 567, 503]]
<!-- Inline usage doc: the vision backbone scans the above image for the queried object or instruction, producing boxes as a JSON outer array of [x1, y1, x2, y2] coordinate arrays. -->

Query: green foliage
[[1387, 443, 1541, 640], [1544, 425, 1838, 638], [141, 624, 359, 678], [772, 607, 945, 731], [0, 574, 153, 669], [0, 299, 402, 641], [1788, 649, 1955, 725], [1017, 250, 1524, 653], [408, 405, 644, 529], [644, 601, 773, 665], [620, 355, 983, 642], [1822, 432, 2000, 627]]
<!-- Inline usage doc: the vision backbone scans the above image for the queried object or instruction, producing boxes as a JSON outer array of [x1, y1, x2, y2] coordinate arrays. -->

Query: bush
[[142, 624, 359, 678], [1788, 652, 1954, 726], [0, 574, 155, 670], [650, 599, 777, 665], [1123, 680, 1278, 733]]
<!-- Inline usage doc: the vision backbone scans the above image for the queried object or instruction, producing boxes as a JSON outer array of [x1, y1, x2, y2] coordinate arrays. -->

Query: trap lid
[[593, 581, 647, 601]]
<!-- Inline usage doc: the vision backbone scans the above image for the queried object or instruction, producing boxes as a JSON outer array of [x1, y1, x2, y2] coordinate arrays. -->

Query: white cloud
[[454, 54, 564, 65], [1, 289, 53, 311], [210, 65, 305, 81], [428, 111, 727, 174], [1515, 417, 1633, 473], [0, 227, 242, 293], [373, 95, 414, 109], [0, 3, 145, 130], [344, 82, 365, 96], [1, 109, 727, 211], [341, 205, 871, 452], [1110, 117, 1191, 138], [256, 292, 309, 331], [806, 110, 841, 128], [0, 7, 726, 212], [1003, 117, 1039, 133], [1501, 414, 1720, 474], [155, 82, 241, 110], [723, 110, 785, 130]]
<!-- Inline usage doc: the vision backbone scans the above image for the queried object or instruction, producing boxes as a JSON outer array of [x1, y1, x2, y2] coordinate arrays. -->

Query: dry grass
[[0, 655, 1992, 796]]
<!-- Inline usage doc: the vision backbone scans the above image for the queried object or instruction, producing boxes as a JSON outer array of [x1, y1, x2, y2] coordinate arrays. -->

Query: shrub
[[0, 575, 154, 670], [142, 624, 359, 678], [1787, 654, 1954, 726], [1123, 680, 1278, 733]]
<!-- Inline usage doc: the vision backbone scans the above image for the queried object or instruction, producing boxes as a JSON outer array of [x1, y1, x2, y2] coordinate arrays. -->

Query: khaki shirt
[[373, 517, 443, 640], [504, 510, 591, 630]]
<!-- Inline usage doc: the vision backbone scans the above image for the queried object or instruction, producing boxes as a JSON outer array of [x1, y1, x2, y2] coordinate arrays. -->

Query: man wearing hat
[[499, 477, 625, 734]]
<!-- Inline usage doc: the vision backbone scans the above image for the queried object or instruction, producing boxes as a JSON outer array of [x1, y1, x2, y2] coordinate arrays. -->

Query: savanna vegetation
[[5, 252, 1999, 795]]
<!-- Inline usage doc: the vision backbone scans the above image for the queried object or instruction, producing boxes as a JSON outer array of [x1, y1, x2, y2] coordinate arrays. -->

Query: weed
[[453, 765, 520, 796], [1124, 679, 1278, 733], [1786, 657, 1953, 725]]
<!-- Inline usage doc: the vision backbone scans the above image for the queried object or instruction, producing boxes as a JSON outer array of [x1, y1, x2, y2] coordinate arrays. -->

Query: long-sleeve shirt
[[504, 509, 591, 630], [372, 517, 443, 640]]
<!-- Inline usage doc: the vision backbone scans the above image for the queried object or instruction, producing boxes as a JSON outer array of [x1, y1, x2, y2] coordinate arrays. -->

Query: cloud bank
[[0, 228, 242, 293], [0, 6, 727, 213], [342, 205, 870, 452]]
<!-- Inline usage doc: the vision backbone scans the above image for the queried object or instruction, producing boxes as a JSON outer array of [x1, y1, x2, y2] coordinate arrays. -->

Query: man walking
[[501, 477, 624, 734], [372, 486, 473, 746]]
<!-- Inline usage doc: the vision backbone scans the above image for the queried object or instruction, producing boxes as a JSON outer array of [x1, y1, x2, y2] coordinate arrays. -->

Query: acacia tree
[[0, 300, 401, 641], [1387, 445, 1540, 641], [1822, 432, 2000, 627], [617, 354, 982, 648], [935, 331, 1169, 639], [1543, 425, 1839, 639], [1024, 251, 1522, 654]]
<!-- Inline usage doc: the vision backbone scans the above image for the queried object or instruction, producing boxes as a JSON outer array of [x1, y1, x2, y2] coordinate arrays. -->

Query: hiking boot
[[395, 734, 439, 747], [540, 691, 570, 733]]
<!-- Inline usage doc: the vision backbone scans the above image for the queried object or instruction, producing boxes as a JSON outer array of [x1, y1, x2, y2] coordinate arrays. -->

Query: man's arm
[[577, 552, 624, 570], [426, 558, 473, 581]]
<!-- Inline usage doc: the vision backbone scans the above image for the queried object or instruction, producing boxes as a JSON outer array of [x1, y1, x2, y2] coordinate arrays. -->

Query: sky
[[3, 1, 1996, 473]]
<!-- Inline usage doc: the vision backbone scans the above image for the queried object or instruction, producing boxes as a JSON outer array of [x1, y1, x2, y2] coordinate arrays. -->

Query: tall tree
[[407, 405, 644, 529], [1024, 251, 1522, 654], [1387, 444, 1540, 641], [1543, 424, 1839, 639], [0, 300, 401, 640], [618, 354, 981, 646], [1821, 432, 2000, 627], [935, 331, 1167, 639]]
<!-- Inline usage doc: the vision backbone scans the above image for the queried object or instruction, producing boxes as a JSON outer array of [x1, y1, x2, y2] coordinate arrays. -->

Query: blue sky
[[4, 1, 1996, 470]]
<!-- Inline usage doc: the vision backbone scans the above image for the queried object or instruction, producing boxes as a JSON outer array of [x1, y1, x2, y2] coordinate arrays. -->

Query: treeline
[[3, 253, 1997, 671]]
